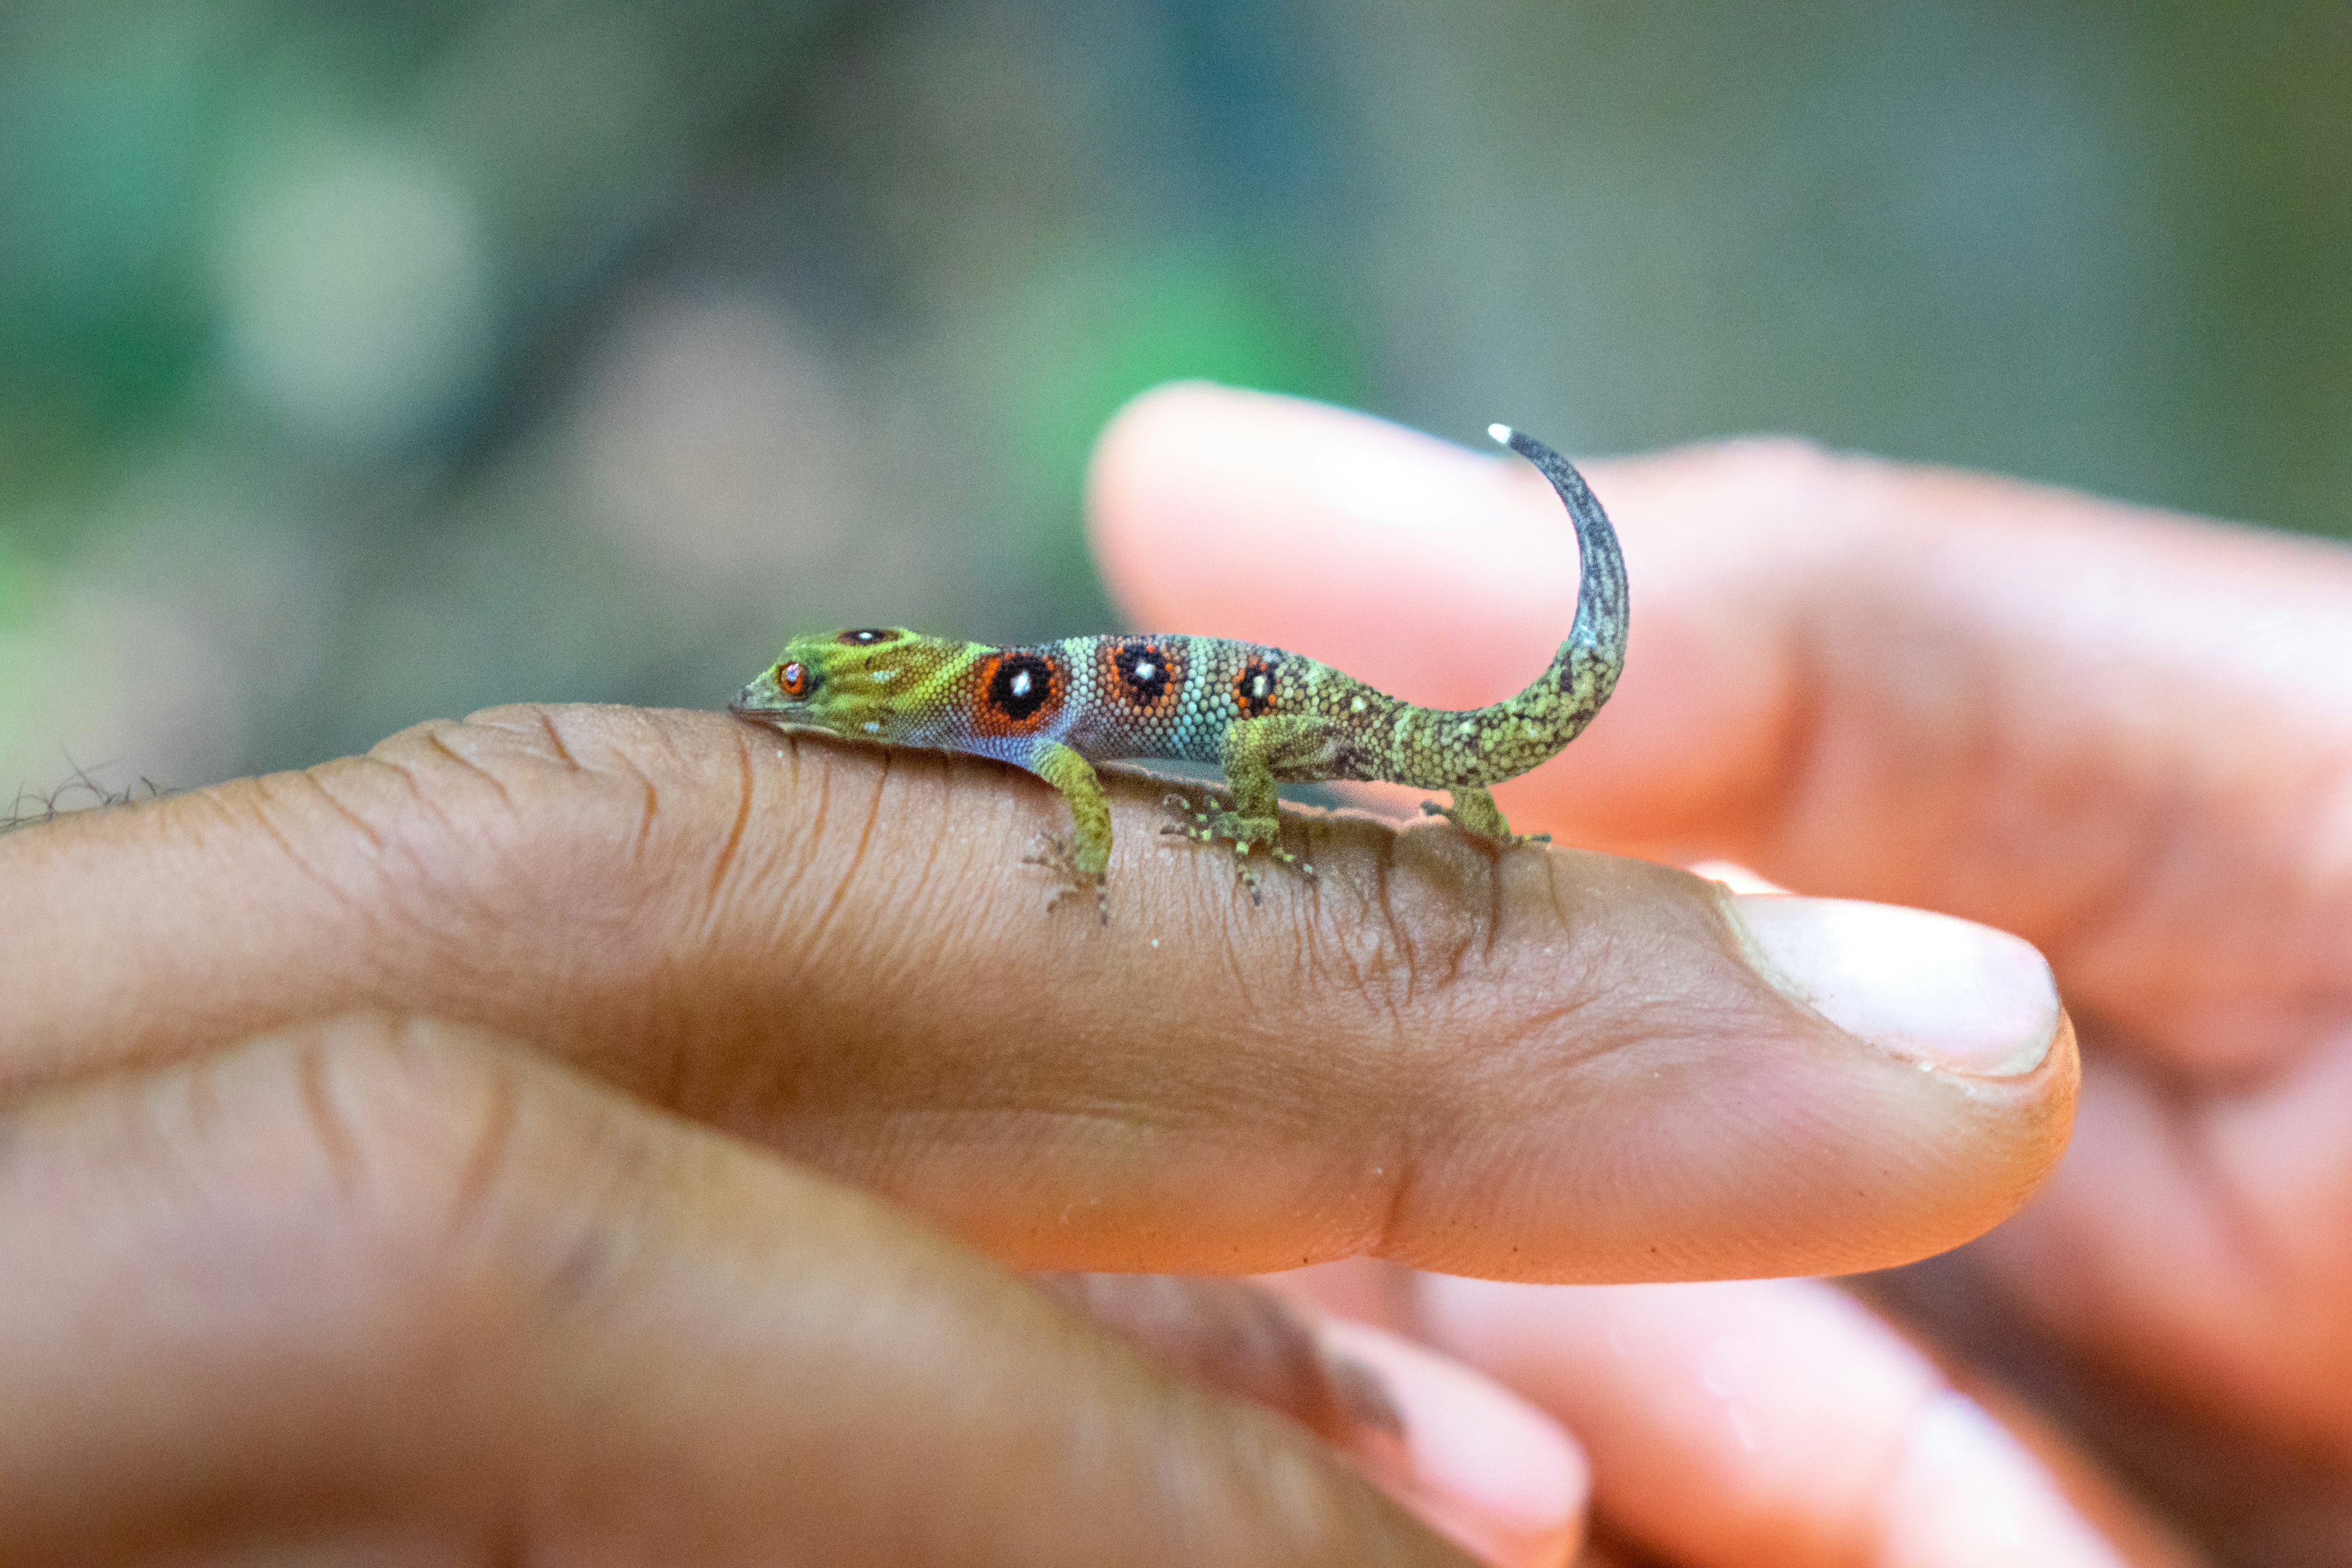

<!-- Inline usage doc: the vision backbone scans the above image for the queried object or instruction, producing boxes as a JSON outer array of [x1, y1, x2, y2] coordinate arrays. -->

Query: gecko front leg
[[1023, 740, 1112, 922]]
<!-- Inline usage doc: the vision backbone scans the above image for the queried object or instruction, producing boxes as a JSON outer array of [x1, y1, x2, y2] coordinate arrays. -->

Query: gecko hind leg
[[1160, 715, 1326, 902], [1420, 785, 1550, 848], [1158, 796, 1303, 906]]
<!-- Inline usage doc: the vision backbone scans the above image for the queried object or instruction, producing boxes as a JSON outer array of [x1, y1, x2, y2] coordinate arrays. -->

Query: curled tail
[[1384, 426, 1628, 790], [1495, 423, 1627, 722]]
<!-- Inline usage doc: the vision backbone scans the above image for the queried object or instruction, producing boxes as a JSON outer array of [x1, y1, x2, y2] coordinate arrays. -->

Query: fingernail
[[1887, 1393, 2132, 1568], [1728, 895, 2060, 1076], [1317, 1318, 1586, 1568]]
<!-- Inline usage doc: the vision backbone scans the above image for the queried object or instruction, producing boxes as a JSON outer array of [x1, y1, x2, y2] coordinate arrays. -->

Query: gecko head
[[730, 627, 940, 742]]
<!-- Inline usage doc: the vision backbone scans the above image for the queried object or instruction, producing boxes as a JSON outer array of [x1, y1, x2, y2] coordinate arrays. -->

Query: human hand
[[0, 384, 2075, 1564], [1091, 382, 2352, 1566]]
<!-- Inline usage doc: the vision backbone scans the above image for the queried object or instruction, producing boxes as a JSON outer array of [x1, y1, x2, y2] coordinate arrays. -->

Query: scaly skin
[[730, 426, 1627, 920]]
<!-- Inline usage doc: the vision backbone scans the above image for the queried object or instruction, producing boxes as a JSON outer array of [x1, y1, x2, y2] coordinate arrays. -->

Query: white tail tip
[[1487, 423, 1515, 446]]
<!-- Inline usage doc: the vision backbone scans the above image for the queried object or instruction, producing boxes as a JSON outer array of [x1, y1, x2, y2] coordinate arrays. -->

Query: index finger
[[0, 699, 2069, 1281]]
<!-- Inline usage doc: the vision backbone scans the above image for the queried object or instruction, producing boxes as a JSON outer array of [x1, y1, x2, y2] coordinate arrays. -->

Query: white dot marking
[[1011, 669, 1033, 698]]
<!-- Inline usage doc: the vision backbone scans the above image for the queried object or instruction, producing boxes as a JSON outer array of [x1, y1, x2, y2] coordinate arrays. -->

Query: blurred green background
[[4, 0, 2348, 804]]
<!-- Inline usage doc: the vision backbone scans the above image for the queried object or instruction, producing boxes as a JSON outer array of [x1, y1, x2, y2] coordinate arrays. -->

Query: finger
[[1272, 1264, 2204, 1568], [1088, 382, 2352, 1073], [1044, 1273, 1587, 1568], [0, 703, 2071, 1280], [1961, 1033, 2352, 1464], [0, 1013, 1474, 1567]]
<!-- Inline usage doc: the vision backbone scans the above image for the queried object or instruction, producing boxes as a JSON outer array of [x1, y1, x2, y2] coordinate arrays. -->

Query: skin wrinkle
[[1545, 862, 1577, 937], [296, 1031, 363, 1204], [1305, 818, 1398, 1023], [1404, 845, 1485, 1000], [703, 729, 758, 911], [1299, 834, 1372, 1012], [232, 782, 325, 889], [1371, 831, 1411, 1011], [1209, 886, 1271, 1022], [1481, 851, 1506, 971], [349, 754, 497, 922], [347, 754, 534, 998], [622, 755, 660, 864], [889, 764, 993, 962], [1270, 868, 1330, 1027], [1359, 1082, 1420, 1270], [533, 707, 584, 773], [531, 1154, 644, 1327], [356, 1023, 642, 1332], [226, 774, 405, 973], [774, 731, 834, 919], [446, 1046, 522, 1252], [293, 764, 392, 855], [424, 728, 517, 818], [896, 754, 959, 917], [1259, 823, 1382, 1071], [801, 746, 891, 960]]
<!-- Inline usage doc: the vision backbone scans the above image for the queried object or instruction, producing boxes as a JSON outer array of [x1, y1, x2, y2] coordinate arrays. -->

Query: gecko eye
[[777, 661, 815, 698]]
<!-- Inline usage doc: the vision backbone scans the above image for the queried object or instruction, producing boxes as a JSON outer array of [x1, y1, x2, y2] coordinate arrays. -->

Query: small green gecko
[[729, 425, 1626, 919]]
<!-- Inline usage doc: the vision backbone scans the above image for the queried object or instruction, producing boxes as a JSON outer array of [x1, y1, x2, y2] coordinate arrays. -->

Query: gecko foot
[[1023, 835, 1109, 924], [1159, 793, 1316, 900], [1419, 799, 1550, 848]]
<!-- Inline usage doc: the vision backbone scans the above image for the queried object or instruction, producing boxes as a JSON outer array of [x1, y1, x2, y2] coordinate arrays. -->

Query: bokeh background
[[4, 0, 2348, 807]]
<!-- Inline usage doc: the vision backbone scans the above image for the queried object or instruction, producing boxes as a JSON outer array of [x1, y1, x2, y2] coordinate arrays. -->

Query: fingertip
[[1411, 1277, 2186, 1568], [1878, 1393, 2153, 1568], [1319, 1317, 1588, 1568]]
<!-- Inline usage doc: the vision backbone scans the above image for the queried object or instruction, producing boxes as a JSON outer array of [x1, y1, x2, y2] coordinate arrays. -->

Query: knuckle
[[196, 1016, 655, 1338]]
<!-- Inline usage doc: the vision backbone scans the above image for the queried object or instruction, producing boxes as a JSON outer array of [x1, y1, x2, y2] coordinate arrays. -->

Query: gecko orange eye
[[777, 661, 814, 698]]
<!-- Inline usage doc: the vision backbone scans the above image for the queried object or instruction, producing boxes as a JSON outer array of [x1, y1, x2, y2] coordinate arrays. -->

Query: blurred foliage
[[1, 0, 2347, 794]]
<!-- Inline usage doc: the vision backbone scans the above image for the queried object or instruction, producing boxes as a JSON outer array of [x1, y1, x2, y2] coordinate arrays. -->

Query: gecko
[[728, 424, 1627, 920]]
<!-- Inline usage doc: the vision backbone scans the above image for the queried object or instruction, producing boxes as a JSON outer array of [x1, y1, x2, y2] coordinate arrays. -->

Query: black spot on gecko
[[838, 628, 900, 646], [1232, 658, 1280, 718], [1103, 638, 1183, 716], [975, 650, 1063, 733]]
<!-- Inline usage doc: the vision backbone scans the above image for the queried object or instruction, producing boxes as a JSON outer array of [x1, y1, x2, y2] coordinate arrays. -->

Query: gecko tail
[[1488, 423, 1629, 715]]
